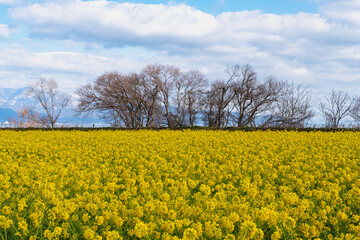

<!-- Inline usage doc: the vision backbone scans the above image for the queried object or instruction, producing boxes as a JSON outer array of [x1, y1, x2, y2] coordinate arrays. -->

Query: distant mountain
[[0, 87, 30, 110], [0, 108, 17, 122]]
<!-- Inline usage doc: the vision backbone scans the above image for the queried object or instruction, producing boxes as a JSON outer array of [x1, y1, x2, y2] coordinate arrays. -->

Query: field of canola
[[0, 130, 360, 240]]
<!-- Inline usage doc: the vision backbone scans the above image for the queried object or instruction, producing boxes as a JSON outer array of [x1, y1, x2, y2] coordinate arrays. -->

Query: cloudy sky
[[0, 0, 359, 98]]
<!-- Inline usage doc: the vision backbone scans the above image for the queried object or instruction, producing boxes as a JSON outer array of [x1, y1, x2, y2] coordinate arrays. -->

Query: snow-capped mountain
[[0, 87, 30, 110]]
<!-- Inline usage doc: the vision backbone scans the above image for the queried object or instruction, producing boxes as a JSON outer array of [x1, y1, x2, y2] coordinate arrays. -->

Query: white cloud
[[0, 0, 17, 4], [321, 0, 360, 27], [4, 0, 360, 96], [0, 41, 359, 99], [10, 1, 360, 51], [0, 25, 10, 38], [0, 47, 147, 90], [11, 1, 218, 48]]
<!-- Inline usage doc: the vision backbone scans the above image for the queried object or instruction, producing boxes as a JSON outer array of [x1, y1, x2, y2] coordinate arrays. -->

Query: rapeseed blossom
[[0, 130, 359, 239]]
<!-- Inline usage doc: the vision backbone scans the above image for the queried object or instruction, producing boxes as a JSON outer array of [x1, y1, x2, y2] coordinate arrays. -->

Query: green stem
[[241, 226, 249, 240], [350, 230, 360, 240]]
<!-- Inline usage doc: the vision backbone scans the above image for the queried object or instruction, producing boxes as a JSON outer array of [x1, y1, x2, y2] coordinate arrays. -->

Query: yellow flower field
[[0, 130, 359, 240]]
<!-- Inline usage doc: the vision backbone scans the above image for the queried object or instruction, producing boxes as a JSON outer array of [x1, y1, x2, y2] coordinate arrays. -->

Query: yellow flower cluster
[[0, 130, 359, 239]]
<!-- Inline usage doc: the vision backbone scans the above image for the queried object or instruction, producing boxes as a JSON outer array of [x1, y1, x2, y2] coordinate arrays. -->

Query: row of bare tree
[[77, 65, 207, 128], [11, 63, 360, 128], [200, 64, 314, 128], [75, 63, 360, 128]]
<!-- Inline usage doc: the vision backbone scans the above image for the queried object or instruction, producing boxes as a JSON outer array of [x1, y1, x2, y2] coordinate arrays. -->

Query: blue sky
[[81, 0, 319, 14], [0, 0, 359, 100]]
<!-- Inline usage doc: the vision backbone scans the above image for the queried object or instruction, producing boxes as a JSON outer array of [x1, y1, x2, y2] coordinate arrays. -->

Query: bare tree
[[182, 71, 208, 126], [138, 71, 161, 127], [77, 71, 161, 128], [267, 81, 314, 128], [26, 107, 48, 127], [319, 90, 354, 128], [27, 78, 71, 128], [202, 64, 283, 128], [7, 106, 47, 128], [350, 96, 360, 126], [230, 64, 282, 127], [202, 65, 238, 127], [141, 64, 179, 127], [7, 107, 28, 128], [79, 72, 135, 127], [142, 64, 208, 127], [168, 70, 208, 127]]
